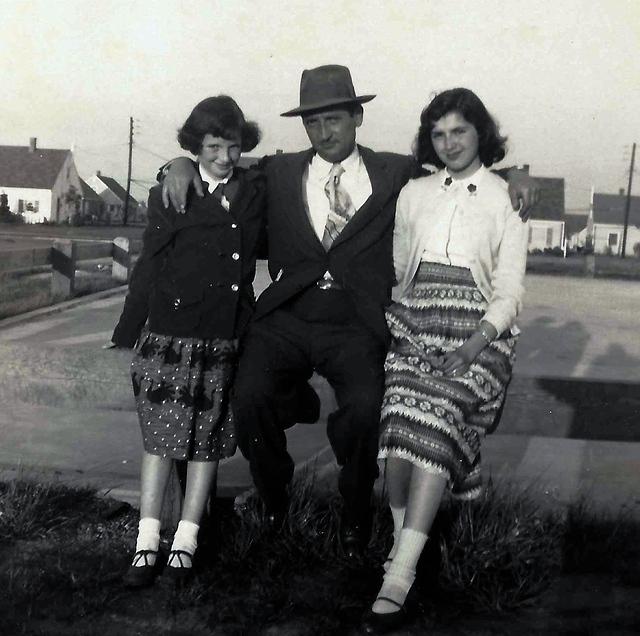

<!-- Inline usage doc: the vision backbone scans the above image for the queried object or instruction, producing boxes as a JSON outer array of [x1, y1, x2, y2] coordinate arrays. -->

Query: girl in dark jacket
[[111, 95, 263, 587]]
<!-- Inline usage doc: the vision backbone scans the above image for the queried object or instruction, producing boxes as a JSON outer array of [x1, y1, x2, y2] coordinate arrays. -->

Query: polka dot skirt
[[131, 330, 238, 461]]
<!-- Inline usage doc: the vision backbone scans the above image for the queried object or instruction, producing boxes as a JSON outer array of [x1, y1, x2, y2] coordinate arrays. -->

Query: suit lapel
[[229, 168, 259, 220], [330, 145, 393, 249]]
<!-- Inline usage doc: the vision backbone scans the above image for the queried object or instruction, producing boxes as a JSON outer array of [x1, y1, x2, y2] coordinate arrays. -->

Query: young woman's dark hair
[[414, 88, 507, 168], [177, 95, 261, 154]]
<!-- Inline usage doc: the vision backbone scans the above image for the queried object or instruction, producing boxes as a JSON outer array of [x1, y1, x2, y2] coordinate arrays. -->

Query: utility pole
[[124, 116, 134, 226], [621, 141, 636, 258]]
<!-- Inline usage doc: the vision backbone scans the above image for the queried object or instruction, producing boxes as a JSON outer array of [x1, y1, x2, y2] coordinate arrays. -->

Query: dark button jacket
[[112, 167, 265, 348], [255, 145, 417, 345]]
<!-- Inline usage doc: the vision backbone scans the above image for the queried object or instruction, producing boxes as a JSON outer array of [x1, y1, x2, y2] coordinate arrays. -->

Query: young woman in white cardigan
[[363, 88, 529, 634]]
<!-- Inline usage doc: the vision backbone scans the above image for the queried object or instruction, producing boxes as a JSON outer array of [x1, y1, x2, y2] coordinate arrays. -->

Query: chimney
[[619, 188, 625, 196], [29, 137, 37, 153], [522, 163, 530, 174], [96, 170, 101, 177], [275, 148, 284, 154]]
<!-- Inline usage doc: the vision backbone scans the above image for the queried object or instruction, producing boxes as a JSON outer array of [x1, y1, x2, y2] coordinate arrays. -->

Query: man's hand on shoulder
[[160, 158, 203, 212], [506, 167, 540, 221]]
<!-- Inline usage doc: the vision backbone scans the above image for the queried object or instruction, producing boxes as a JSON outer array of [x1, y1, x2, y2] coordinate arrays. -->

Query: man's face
[[302, 108, 363, 163]]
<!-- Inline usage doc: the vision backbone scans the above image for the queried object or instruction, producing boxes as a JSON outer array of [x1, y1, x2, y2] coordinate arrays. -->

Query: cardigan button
[[232, 252, 240, 260], [231, 223, 238, 229], [231, 284, 239, 292]]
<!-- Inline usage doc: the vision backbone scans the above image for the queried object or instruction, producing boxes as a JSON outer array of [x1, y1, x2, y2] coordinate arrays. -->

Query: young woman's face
[[430, 112, 480, 179], [198, 133, 241, 180]]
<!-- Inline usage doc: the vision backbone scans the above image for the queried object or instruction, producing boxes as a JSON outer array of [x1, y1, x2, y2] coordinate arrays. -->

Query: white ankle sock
[[373, 528, 428, 614], [133, 517, 161, 567], [168, 519, 199, 568], [384, 505, 406, 571]]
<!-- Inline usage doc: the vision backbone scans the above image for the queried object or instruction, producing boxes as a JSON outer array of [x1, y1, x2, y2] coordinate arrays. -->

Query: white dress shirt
[[199, 163, 233, 211], [304, 146, 372, 240]]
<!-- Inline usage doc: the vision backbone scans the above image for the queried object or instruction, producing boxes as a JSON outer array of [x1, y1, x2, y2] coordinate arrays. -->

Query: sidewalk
[[0, 272, 638, 518]]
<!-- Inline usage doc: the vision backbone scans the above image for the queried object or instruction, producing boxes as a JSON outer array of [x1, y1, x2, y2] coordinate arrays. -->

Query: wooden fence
[[0, 237, 142, 299]]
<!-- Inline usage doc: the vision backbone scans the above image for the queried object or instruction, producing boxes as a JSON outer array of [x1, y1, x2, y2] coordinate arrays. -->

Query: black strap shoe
[[122, 550, 161, 588], [361, 598, 408, 634]]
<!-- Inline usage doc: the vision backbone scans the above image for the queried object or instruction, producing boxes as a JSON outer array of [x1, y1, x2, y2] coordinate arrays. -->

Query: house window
[[546, 227, 553, 246], [18, 199, 40, 214], [608, 233, 618, 246]]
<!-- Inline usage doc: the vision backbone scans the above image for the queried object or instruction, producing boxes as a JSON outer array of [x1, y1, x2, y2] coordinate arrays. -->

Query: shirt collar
[[308, 146, 361, 181], [198, 163, 233, 193], [441, 164, 487, 194]]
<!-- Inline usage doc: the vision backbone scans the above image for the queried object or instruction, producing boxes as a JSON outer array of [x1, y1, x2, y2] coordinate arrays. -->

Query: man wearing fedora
[[161, 65, 538, 557]]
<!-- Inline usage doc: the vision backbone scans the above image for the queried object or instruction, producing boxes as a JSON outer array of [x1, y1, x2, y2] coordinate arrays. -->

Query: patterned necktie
[[321, 163, 356, 250]]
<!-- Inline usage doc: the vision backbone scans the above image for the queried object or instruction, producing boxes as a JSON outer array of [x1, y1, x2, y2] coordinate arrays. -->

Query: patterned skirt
[[131, 330, 238, 461], [379, 262, 518, 499]]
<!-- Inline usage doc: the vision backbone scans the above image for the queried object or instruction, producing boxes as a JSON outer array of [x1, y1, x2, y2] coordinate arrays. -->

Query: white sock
[[384, 505, 406, 572], [133, 517, 161, 567], [373, 528, 428, 614], [168, 519, 199, 568]]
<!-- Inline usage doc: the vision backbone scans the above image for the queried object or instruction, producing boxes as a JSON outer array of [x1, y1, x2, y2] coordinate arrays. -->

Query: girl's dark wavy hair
[[413, 88, 507, 168], [177, 95, 261, 155]]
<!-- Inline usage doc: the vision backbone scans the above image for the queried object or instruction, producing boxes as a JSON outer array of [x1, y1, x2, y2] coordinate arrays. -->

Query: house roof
[[593, 192, 640, 227], [79, 178, 101, 201], [237, 156, 259, 169], [94, 174, 138, 207], [564, 213, 588, 236], [529, 177, 565, 221], [0, 145, 70, 189]]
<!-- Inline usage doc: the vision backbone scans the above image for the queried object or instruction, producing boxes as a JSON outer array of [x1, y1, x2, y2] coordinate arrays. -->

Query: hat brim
[[280, 94, 376, 117]]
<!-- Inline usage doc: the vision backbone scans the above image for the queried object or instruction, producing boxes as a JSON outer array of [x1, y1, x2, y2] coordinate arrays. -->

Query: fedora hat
[[280, 65, 375, 117]]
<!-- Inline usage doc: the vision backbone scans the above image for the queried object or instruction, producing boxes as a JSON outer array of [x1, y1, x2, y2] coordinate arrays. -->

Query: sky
[[2, 0, 639, 210]]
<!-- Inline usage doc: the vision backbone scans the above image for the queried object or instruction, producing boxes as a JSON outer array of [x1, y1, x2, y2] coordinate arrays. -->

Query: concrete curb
[[0, 285, 127, 329]]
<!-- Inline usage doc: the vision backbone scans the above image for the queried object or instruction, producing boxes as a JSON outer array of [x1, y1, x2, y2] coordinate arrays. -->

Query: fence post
[[585, 254, 596, 277], [51, 240, 76, 299], [112, 236, 131, 283]]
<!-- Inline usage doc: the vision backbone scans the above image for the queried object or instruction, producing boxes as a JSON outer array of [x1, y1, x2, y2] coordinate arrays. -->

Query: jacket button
[[231, 284, 239, 292], [232, 252, 240, 260], [173, 298, 181, 308], [231, 223, 238, 229]]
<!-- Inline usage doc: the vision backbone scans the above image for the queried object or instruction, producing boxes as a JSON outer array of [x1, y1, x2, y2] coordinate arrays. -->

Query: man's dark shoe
[[339, 509, 372, 559]]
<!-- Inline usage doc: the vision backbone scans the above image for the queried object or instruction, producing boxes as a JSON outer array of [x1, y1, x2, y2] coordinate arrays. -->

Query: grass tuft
[[437, 480, 564, 611]]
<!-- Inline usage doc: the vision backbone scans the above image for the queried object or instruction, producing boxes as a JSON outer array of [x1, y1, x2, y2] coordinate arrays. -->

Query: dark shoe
[[339, 510, 372, 559], [164, 549, 194, 584], [122, 550, 161, 588], [360, 599, 408, 634]]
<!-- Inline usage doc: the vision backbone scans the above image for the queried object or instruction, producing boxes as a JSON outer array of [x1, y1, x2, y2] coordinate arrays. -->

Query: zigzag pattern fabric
[[321, 163, 356, 250], [378, 262, 518, 499]]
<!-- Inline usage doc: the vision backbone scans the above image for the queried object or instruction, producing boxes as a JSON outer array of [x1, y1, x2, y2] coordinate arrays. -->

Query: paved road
[[0, 269, 638, 516]]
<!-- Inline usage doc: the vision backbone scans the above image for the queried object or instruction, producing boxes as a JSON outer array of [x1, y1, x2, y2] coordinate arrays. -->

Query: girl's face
[[198, 133, 242, 180], [430, 112, 480, 179]]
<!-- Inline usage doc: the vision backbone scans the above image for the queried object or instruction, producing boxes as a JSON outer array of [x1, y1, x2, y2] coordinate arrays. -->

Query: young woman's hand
[[439, 343, 477, 377]]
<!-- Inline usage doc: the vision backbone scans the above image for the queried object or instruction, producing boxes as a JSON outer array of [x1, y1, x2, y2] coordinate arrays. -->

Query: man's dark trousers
[[233, 287, 386, 521]]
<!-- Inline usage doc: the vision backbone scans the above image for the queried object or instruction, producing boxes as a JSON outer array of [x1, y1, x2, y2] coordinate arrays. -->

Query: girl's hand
[[440, 338, 485, 377]]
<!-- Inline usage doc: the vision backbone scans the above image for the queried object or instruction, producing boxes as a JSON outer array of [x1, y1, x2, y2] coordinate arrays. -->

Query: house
[[564, 213, 589, 250], [79, 178, 104, 222], [520, 166, 566, 251], [0, 138, 82, 223], [590, 190, 640, 256], [85, 172, 139, 224]]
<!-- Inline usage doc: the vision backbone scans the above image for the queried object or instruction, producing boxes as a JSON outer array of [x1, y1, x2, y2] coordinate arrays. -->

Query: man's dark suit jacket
[[255, 145, 417, 345], [112, 167, 265, 348]]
